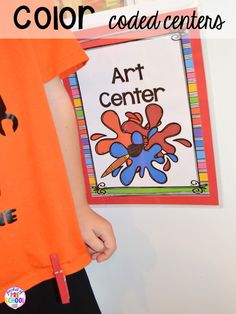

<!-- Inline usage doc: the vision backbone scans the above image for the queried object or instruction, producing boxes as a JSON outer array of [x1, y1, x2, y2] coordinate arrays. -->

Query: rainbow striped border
[[67, 77, 97, 187], [181, 32, 208, 186], [67, 31, 209, 197]]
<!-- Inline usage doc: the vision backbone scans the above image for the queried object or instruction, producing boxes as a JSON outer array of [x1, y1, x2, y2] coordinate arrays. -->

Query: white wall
[[84, 3, 236, 314]]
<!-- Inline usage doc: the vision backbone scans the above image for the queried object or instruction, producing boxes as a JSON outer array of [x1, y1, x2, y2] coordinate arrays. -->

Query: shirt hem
[[0, 253, 91, 304]]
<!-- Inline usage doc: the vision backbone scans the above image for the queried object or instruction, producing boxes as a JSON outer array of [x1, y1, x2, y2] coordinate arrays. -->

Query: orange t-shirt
[[0, 38, 91, 303]]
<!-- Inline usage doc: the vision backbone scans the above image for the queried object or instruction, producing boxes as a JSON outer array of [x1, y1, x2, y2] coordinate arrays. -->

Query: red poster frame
[[64, 8, 218, 205]]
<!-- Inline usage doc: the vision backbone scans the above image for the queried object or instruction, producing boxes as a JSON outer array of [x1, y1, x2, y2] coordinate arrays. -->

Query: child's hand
[[78, 205, 116, 262]]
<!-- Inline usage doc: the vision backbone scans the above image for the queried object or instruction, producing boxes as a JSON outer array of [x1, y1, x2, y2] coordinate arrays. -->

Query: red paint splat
[[174, 138, 192, 147], [90, 133, 106, 140]]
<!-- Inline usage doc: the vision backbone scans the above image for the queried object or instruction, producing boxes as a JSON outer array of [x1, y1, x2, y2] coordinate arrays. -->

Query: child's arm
[[44, 76, 116, 262]]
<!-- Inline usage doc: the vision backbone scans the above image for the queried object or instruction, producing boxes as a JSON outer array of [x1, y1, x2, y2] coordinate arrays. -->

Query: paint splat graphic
[[0, 96, 18, 136], [91, 103, 192, 186]]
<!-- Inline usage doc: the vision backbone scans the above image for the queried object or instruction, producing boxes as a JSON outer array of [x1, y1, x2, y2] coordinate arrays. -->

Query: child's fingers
[[98, 229, 117, 259], [85, 232, 105, 253], [95, 248, 113, 262], [87, 247, 101, 260]]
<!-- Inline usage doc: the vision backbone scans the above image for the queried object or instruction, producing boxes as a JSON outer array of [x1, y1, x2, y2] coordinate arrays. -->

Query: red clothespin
[[50, 254, 70, 304]]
